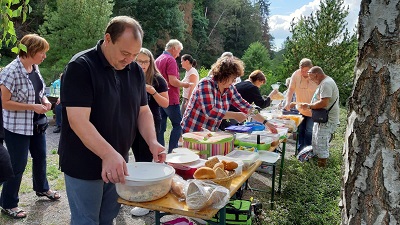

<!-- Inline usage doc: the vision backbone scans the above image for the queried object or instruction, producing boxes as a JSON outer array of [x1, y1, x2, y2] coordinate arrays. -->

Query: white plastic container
[[225, 150, 259, 170], [116, 162, 175, 202]]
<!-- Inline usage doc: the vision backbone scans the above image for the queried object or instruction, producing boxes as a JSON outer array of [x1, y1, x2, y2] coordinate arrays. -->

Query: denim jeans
[[55, 103, 62, 127], [297, 115, 314, 151], [0, 129, 49, 209], [65, 174, 120, 225], [157, 104, 182, 153]]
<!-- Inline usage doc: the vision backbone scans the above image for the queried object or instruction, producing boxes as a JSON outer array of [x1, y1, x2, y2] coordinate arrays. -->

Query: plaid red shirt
[[181, 76, 252, 133]]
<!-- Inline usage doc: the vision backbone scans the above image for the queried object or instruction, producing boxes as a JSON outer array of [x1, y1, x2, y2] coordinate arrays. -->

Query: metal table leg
[[295, 130, 299, 155], [278, 140, 286, 193], [155, 210, 161, 225], [270, 164, 276, 209]]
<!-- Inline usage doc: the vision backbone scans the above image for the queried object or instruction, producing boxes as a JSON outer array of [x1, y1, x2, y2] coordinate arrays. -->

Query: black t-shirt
[[0, 96, 3, 140], [230, 80, 271, 112], [58, 40, 147, 180], [28, 69, 44, 121], [148, 74, 168, 122]]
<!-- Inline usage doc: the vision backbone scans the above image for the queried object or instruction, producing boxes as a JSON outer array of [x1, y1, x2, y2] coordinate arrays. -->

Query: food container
[[116, 162, 175, 202], [182, 132, 234, 159], [234, 133, 273, 150], [168, 159, 206, 180], [225, 150, 259, 170]]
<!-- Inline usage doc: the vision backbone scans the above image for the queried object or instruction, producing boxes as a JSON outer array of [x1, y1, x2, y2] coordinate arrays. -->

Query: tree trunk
[[341, 1, 400, 225]]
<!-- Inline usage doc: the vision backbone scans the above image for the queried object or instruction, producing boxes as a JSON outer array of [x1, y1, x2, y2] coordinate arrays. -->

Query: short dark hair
[[19, 34, 49, 58], [210, 56, 244, 83], [105, 16, 143, 43], [249, 70, 266, 83]]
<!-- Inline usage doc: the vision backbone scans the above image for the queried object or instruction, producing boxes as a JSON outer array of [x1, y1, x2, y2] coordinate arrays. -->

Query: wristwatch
[[262, 119, 268, 125]]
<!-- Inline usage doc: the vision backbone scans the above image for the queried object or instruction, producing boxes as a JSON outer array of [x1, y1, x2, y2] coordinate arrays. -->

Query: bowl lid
[[125, 162, 175, 182]]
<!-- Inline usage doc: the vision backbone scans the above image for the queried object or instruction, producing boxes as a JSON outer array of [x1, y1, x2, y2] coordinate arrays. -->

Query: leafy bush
[[241, 41, 271, 80]]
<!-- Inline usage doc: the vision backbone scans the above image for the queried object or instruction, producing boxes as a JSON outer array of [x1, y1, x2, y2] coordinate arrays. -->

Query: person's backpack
[[209, 199, 252, 225]]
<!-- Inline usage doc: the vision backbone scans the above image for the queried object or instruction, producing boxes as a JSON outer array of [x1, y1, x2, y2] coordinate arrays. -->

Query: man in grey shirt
[[300, 66, 340, 167]]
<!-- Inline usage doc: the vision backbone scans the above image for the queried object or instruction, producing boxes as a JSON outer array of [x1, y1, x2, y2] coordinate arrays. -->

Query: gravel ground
[[0, 117, 296, 225]]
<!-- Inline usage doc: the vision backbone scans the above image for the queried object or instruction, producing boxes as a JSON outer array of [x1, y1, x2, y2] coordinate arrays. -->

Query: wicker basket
[[199, 171, 236, 189]]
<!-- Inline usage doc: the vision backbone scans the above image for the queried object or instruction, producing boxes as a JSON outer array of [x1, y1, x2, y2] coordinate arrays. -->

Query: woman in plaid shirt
[[181, 56, 277, 133], [0, 34, 60, 219]]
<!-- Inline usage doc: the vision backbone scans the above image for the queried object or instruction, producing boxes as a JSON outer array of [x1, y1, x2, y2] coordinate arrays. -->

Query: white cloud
[[270, 0, 361, 50]]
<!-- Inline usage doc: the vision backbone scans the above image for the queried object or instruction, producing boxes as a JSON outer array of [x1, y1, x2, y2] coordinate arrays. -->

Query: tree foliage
[[283, 0, 357, 105], [0, 0, 31, 53], [38, 0, 113, 81], [242, 41, 270, 76], [113, 0, 185, 55]]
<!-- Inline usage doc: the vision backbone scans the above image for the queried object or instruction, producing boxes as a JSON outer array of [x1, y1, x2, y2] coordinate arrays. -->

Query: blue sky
[[269, 0, 361, 50]]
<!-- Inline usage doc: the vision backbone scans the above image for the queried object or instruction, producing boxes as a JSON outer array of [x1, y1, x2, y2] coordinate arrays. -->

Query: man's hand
[[299, 103, 310, 110], [149, 142, 166, 163], [101, 151, 128, 184]]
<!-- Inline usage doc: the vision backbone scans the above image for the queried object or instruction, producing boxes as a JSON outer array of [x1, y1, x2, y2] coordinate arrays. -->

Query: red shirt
[[155, 51, 180, 105], [181, 77, 252, 133]]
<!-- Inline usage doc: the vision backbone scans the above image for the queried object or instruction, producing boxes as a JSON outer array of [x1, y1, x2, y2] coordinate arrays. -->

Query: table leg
[[278, 141, 286, 193], [219, 206, 226, 225], [155, 211, 161, 225], [271, 164, 276, 209], [295, 130, 299, 155]]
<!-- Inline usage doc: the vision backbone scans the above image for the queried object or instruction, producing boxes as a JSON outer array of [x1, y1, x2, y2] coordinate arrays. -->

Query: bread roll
[[205, 157, 220, 168], [194, 167, 217, 179], [214, 167, 228, 178], [213, 162, 225, 171], [221, 160, 238, 171]]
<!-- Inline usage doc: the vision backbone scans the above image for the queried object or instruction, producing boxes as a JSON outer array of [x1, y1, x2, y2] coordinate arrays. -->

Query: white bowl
[[116, 162, 175, 202]]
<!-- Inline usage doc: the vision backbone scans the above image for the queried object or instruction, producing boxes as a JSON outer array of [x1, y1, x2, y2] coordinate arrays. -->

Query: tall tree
[[283, 0, 357, 105], [256, 0, 273, 52], [341, 0, 400, 224], [39, 0, 113, 80], [113, 0, 185, 55]]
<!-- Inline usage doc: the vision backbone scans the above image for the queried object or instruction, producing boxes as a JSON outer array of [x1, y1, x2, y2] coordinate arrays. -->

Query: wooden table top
[[118, 160, 262, 220]]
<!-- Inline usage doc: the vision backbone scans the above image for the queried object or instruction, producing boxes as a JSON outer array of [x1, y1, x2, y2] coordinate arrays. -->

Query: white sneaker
[[130, 207, 150, 216]]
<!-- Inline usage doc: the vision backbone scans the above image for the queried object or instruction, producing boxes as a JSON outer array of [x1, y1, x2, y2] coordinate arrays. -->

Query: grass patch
[[260, 108, 347, 224]]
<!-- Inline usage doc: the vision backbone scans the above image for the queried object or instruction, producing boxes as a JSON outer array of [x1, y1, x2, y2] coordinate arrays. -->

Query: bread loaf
[[193, 167, 216, 179], [205, 157, 220, 168], [214, 167, 228, 178], [221, 160, 238, 171], [213, 162, 225, 171]]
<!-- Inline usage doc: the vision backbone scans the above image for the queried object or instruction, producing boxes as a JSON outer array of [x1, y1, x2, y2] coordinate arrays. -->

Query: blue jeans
[[297, 115, 314, 151], [55, 103, 62, 127], [65, 174, 120, 225], [157, 104, 182, 153], [0, 129, 49, 209]]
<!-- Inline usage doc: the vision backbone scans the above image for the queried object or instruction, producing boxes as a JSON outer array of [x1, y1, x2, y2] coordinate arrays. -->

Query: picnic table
[[118, 160, 262, 225]]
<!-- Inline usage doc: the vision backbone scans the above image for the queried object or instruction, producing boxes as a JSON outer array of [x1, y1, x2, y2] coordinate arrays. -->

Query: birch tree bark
[[341, 1, 400, 224]]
